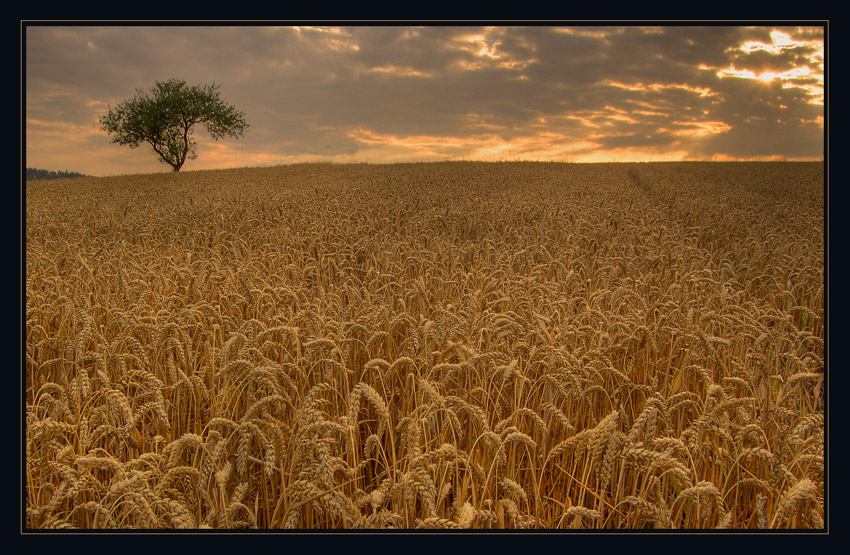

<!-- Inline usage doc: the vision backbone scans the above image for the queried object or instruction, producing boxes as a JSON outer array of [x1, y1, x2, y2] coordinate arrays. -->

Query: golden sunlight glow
[[668, 121, 732, 137], [757, 66, 814, 84], [28, 117, 151, 175], [292, 26, 346, 35], [716, 66, 758, 80], [716, 64, 824, 105], [464, 113, 508, 131], [365, 65, 433, 78], [461, 34, 501, 59], [458, 30, 501, 59], [346, 127, 604, 162], [602, 80, 716, 98], [348, 128, 470, 153], [708, 152, 816, 162], [292, 26, 360, 53], [448, 29, 536, 73], [27, 26, 825, 174], [597, 106, 640, 125], [714, 28, 824, 105], [631, 108, 668, 117], [195, 142, 275, 169], [470, 133, 602, 161], [343, 124, 734, 164], [739, 30, 817, 55], [552, 27, 616, 39]]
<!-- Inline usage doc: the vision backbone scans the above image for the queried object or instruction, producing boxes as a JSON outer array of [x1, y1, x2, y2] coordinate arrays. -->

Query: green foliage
[[99, 79, 248, 172], [26, 168, 88, 181]]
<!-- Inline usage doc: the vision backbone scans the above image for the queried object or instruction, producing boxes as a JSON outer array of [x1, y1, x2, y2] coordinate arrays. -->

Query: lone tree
[[99, 79, 248, 172]]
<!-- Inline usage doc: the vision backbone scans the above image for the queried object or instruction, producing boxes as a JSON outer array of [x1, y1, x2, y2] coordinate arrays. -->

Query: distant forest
[[26, 168, 89, 181]]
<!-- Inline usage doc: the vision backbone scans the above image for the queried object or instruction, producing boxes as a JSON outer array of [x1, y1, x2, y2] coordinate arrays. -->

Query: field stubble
[[24, 161, 825, 529]]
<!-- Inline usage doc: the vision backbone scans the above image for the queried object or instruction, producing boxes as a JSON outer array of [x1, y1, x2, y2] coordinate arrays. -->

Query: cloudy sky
[[24, 23, 825, 176]]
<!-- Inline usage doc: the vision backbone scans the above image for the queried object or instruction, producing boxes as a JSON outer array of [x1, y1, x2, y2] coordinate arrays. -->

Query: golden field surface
[[24, 161, 825, 530]]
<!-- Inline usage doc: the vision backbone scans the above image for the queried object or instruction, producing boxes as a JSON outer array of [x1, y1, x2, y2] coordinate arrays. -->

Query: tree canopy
[[99, 79, 248, 172], [26, 168, 88, 181]]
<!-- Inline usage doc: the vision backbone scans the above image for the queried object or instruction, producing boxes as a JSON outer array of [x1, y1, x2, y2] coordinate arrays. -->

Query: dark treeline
[[26, 168, 89, 181]]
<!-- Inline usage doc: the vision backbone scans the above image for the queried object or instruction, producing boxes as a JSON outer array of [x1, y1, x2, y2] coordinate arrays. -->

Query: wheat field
[[24, 161, 825, 530]]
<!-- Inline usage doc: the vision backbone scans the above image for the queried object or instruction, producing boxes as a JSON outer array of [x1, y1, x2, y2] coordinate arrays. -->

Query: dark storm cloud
[[25, 23, 824, 175]]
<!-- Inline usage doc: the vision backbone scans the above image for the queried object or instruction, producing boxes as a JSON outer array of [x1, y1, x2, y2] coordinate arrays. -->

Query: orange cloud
[[364, 65, 434, 78], [346, 127, 603, 162], [709, 153, 806, 162], [668, 121, 732, 137], [712, 28, 824, 105], [602, 79, 716, 98]]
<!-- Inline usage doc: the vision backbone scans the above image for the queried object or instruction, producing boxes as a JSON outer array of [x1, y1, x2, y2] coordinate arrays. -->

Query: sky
[[24, 23, 826, 176]]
